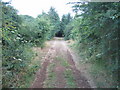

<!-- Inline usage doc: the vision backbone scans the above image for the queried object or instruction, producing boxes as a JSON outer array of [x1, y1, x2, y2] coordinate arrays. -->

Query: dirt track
[[31, 38, 91, 88]]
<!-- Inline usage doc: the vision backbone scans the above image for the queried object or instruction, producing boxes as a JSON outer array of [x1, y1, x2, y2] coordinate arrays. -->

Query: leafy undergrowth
[[68, 40, 119, 88], [21, 50, 41, 88], [2, 45, 35, 88], [90, 63, 118, 88]]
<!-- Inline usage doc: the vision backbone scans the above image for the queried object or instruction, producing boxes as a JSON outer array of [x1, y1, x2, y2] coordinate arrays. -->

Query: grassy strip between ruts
[[55, 56, 70, 68], [55, 56, 77, 88], [64, 68, 77, 88], [43, 63, 56, 88]]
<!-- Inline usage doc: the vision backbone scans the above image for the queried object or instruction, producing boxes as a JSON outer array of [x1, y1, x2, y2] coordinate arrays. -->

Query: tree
[[59, 13, 72, 38], [48, 7, 60, 37], [2, 3, 53, 88], [70, 2, 119, 88]]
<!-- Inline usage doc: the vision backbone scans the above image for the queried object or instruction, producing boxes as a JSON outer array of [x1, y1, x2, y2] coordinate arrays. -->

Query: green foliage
[[2, 3, 36, 88], [69, 2, 119, 88], [59, 13, 72, 37], [1, 3, 56, 88], [48, 7, 61, 38], [36, 16, 50, 46], [2, 0, 119, 88], [19, 14, 50, 47]]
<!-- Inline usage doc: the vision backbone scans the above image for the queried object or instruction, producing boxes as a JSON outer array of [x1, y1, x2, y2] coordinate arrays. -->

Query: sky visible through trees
[[2, 0, 77, 18]]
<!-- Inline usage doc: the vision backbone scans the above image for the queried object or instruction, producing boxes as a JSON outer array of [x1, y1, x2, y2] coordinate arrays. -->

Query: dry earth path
[[31, 38, 91, 88]]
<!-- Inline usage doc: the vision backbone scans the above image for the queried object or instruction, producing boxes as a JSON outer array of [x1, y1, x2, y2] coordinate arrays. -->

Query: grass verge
[[68, 40, 119, 88]]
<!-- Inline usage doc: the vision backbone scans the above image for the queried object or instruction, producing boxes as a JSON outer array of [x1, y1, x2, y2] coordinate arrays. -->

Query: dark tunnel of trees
[[55, 31, 64, 37]]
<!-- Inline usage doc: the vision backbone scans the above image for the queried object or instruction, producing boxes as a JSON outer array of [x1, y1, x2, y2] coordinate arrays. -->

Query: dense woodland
[[1, 1, 119, 88]]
